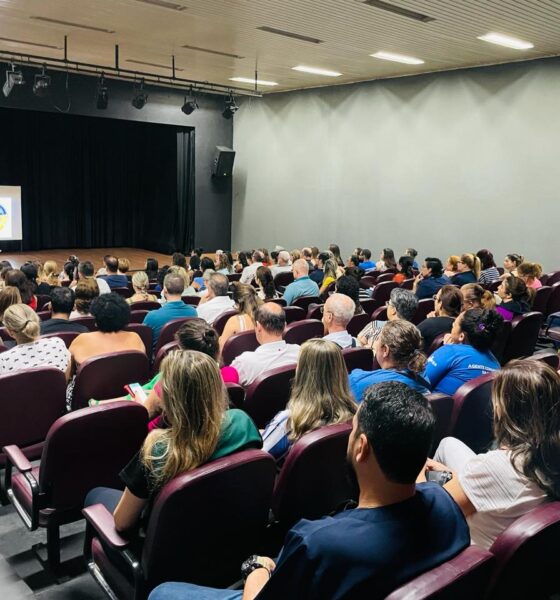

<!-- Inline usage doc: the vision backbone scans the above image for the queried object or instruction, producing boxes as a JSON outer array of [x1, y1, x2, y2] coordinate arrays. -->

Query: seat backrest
[[41, 331, 80, 348], [375, 272, 394, 283], [71, 316, 97, 331], [36, 310, 52, 322], [40, 402, 148, 509], [225, 382, 246, 408], [71, 350, 150, 410], [152, 340, 180, 374], [212, 309, 239, 336], [488, 502, 560, 600], [493, 319, 512, 365], [427, 393, 454, 456], [0, 326, 11, 341], [282, 305, 306, 324], [546, 270, 560, 286], [141, 450, 276, 591], [129, 301, 161, 312], [360, 298, 377, 316], [153, 317, 197, 356], [292, 295, 322, 311], [221, 330, 259, 366], [532, 286, 553, 314], [450, 372, 496, 453], [126, 323, 153, 356], [546, 282, 560, 316], [370, 281, 398, 304], [272, 423, 357, 532], [342, 347, 373, 372], [129, 309, 149, 324], [427, 332, 446, 355], [485, 280, 502, 292], [283, 319, 324, 345], [0, 367, 67, 466], [370, 305, 388, 321], [273, 271, 294, 288], [0, 341, 7, 353], [385, 546, 495, 600], [502, 311, 543, 363], [111, 286, 132, 299], [181, 295, 200, 306], [36, 294, 52, 311], [359, 275, 378, 289], [400, 278, 414, 290], [347, 312, 371, 337], [227, 273, 241, 283], [306, 303, 323, 320], [412, 299, 435, 325], [266, 297, 286, 307], [527, 350, 560, 371], [244, 364, 296, 428]]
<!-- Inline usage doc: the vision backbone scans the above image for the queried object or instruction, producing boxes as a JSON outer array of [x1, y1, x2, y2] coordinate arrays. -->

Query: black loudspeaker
[[212, 146, 236, 177]]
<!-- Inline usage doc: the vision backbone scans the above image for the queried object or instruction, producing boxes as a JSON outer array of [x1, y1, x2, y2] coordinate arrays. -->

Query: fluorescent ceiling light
[[477, 33, 533, 50], [229, 77, 278, 86], [370, 51, 424, 65], [292, 65, 342, 77]]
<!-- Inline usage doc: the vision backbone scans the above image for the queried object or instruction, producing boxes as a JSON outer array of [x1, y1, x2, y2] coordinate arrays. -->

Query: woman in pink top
[[517, 262, 543, 290]]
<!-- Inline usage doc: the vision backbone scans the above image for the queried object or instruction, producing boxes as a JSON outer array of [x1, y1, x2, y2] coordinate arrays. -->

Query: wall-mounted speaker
[[212, 145, 236, 177]]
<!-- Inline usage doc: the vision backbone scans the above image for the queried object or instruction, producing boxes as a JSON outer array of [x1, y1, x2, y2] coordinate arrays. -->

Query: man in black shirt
[[40, 287, 89, 335]]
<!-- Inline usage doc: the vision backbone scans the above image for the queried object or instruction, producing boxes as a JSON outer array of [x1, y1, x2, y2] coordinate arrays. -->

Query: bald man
[[322, 293, 357, 348], [282, 258, 320, 306], [231, 303, 300, 386]]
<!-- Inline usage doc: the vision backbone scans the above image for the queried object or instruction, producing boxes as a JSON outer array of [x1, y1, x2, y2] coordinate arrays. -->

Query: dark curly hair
[[459, 308, 503, 351], [90, 293, 131, 332]]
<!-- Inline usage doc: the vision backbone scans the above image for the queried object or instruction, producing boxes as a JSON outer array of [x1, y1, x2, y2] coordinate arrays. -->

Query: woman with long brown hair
[[426, 359, 560, 549], [461, 283, 496, 311], [85, 351, 261, 531], [219, 282, 262, 349], [262, 339, 356, 463]]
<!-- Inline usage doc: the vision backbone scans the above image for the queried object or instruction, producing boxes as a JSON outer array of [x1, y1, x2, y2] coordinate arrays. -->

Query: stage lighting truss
[[3, 63, 25, 98]]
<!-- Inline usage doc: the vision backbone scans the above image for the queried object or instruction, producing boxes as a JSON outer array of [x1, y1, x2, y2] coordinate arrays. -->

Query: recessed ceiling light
[[292, 65, 342, 77], [477, 33, 533, 50], [229, 77, 278, 87], [370, 51, 424, 65]]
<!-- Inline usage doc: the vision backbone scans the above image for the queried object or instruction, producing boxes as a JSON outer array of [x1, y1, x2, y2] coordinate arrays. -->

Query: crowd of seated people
[[0, 243, 558, 599]]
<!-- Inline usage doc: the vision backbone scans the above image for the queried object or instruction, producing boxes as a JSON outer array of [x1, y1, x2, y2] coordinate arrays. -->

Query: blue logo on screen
[[0, 204, 7, 232]]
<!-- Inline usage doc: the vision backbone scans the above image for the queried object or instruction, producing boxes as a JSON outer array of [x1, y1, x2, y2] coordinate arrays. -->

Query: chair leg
[[46, 523, 61, 574]]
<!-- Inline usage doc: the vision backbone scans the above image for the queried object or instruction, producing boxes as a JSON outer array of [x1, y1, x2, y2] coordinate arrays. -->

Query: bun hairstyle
[[175, 318, 220, 360], [517, 262, 543, 280], [506, 253, 524, 268], [378, 320, 426, 373], [503, 276, 532, 305], [3, 303, 40, 343], [459, 308, 503, 351], [132, 271, 150, 293], [460, 253, 482, 279], [461, 283, 496, 310], [438, 285, 463, 317]]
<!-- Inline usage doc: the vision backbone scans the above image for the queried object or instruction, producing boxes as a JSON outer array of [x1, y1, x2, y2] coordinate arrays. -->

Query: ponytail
[[3, 303, 41, 343]]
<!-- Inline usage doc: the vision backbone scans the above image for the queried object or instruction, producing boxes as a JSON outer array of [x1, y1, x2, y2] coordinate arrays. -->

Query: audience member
[[322, 293, 356, 348], [393, 255, 414, 283], [500, 253, 524, 279], [240, 250, 265, 284], [193, 257, 215, 290], [255, 266, 279, 300], [461, 283, 496, 311], [128, 271, 158, 304], [40, 287, 89, 334], [84, 351, 261, 531], [150, 381, 469, 600], [451, 253, 480, 286], [0, 286, 21, 326], [234, 251, 249, 274], [271, 250, 292, 278], [301, 247, 314, 271], [358, 248, 375, 271], [418, 285, 462, 350], [162, 266, 196, 299], [232, 303, 299, 386], [219, 283, 262, 349], [422, 308, 502, 395], [4, 269, 36, 310], [74, 260, 111, 295], [496, 276, 532, 320], [376, 248, 397, 272], [98, 256, 129, 289], [427, 360, 560, 549], [196, 273, 235, 325], [517, 262, 543, 290], [350, 320, 429, 400], [143, 273, 197, 349], [117, 257, 130, 275], [0, 304, 70, 377], [309, 251, 329, 285], [476, 249, 500, 285], [335, 275, 364, 315], [70, 278, 100, 318], [188, 255, 201, 274], [145, 257, 159, 281], [37, 260, 59, 295], [443, 255, 460, 279], [172, 252, 188, 270], [215, 253, 233, 275], [282, 259, 320, 306], [406, 247, 419, 269], [319, 258, 338, 296], [357, 288, 417, 349], [328, 243, 344, 267], [413, 257, 449, 300], [262, 339, 356, 462]]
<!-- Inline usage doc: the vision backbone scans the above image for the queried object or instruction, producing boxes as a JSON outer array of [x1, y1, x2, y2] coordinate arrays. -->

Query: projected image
[[0, 198, 12, 239], [0, 186, 22, 241]]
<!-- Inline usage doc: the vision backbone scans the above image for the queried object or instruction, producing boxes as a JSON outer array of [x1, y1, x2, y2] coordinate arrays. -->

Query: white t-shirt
[[232, 340, 300, 387], [240, 262, 263, 285], [196, 296, 236, 325], [460, 449, 548, 549], [0, 337, 70, 375]]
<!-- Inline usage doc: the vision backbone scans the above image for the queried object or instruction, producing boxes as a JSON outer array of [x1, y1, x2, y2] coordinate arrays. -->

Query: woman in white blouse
[[0, 303, 70, 378], [422, 359, 559, 549]]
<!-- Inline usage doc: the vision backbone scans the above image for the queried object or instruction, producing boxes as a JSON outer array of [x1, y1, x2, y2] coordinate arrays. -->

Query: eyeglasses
[[320, 306, 332, 316]]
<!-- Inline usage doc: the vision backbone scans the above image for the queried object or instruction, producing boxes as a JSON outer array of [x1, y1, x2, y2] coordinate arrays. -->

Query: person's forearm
[[242, 569, 270, 600]]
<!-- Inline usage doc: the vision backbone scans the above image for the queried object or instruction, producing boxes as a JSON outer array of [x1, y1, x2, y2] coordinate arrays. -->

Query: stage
[[0, 248, 176, 271]]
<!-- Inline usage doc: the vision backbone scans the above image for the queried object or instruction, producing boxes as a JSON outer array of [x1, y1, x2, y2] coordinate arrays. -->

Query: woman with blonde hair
[[37, 260, 60, 294], [461, 283, 496, 311], [426, 359, 560, 549], [219, 282, 263, 349], [117, 257, 130, 274], [0, 286, 21, 325], [451, 253, 481, 286], [262, 339, 356, 463], [290, 249, 302, 263], [444, 255, 460, 279], [84, 351, 261, 531], [0, 303, 70, 377], [319, 258, 339, 296], [517, 262, 543, 290], [127, 271, 158, 304], [215, 253, 233, 275]]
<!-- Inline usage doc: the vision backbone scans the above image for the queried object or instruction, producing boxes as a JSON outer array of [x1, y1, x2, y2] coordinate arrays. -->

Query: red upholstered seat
[[283, 319, 323, 345], [347, 312, 370, 337], [212, 309, 239, 336], [41, 331, 81, 348], [291, 295, 322, 311], [153, 317, 197, 357], [502, 311, 543, 363], [282, 305, 306, 324], [412, 299, 435, 325], [427, 393, 454, 456], [342, 347, 373, 372]]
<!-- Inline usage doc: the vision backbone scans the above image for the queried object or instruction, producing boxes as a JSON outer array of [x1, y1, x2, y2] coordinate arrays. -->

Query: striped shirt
[[478, 267, 500, 286]]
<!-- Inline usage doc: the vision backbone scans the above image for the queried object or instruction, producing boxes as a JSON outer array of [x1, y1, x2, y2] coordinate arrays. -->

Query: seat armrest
[[83, 504, 130, 550], [2, 445, 33, 473]]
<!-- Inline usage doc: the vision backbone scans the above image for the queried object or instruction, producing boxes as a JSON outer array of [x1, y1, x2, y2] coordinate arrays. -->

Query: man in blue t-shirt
[[282, 258, 320, 305], [98, 255, 129, 289], [143, 273, 197, 351], [148, 382, 470, 600], [359, 248, 376, 271]]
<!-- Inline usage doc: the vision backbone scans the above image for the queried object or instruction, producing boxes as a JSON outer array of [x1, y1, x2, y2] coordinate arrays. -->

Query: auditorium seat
[[36, 295, 52, 311], [0, 327, 10, 342], [265, 297, 286, 307], [347, 312, 370, 337], [375, 273, 394, 283], [71, 316, 96, 331], [182, 295, 200, 306], [221, 330, 259, 366], [269, 423, 356, 549], [212, 309, 239, 336], [400, 278, 414, 290], [532, 286, 553, 314], [0, 341, 7, 353], [341, 347, 373, 372], [545, 270, 560, 286], [36, 310, 52, 321], [83, 450, 276, 598], [3, 401, 147, 571], [282, 306, 306, 324], [244, 364, 296, 428], [502, 312, 543, 363], [273, 271, 294, 289], [487, 502, 560, 600], [152, 340, 180, 375], [225, 382, 245, 409], [360, 298, 377, 316], [485, 280, 502, 292], [426, 332, 446, 355], [71, 350, 150, 411], [128, 300, 160, 311], [129, 309, 149, 323], [126, 323, 153, 356], [412, 299, 435, 325], [546, 282, 560, 316], [370, 305, 388, 321], [368, 281, 398, 312], [111, 287, 133, 299], [0, 367, 67, 468], [385, 546, 494, 600], [226, 273, 241, 283], [283, 319, 323, 345], [450, 372, 496, 454], [426, 393, 454, 456], [492, 319, 512, 365], [527, 350, 560, 371], [359, 275, 378, 289], [41, 331, 80, 348], [291, 295, 322, 311], [306, 303, 323, 320], [153, 317, 197, 357]]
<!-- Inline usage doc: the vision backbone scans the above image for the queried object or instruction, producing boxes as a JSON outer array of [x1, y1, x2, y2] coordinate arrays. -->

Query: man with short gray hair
[[282, 259, 320, 306], [240, 250, 265, 284], [271, 251, 292, 278], [322, 293, 356, 348], [196, 273, 236, 325]]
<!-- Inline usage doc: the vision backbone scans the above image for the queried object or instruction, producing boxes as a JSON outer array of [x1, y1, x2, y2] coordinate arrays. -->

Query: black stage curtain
[[0, 106, 194, 253]]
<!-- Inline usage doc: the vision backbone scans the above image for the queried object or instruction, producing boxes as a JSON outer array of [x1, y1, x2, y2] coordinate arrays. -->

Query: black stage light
[[222, 92, 238, 119], [96, 74, 109, 109], [181, 88, 198, 115], [33, 65, 51, 97], [3, 64, 25, 98], [132, 79, 148, 109]]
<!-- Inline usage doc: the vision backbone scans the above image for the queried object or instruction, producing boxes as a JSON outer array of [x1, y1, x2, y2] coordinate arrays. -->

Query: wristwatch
[[241, 555, 270, 581]]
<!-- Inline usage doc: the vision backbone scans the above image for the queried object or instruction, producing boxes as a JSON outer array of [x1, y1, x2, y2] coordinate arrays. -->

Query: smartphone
[[125, 383, 147, 404], [425, 470, 453, 486]]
